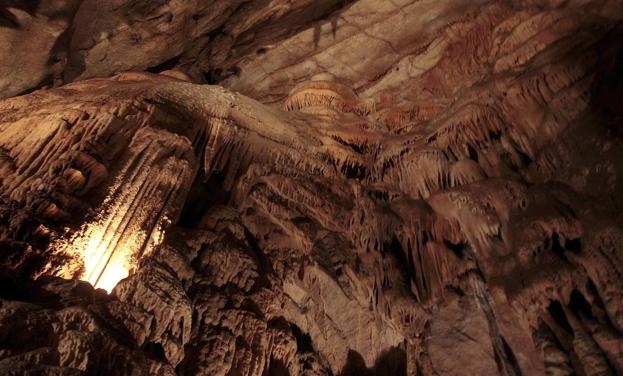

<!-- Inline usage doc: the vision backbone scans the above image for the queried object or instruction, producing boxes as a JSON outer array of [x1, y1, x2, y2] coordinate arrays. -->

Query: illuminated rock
[[0, 0, 623, 375]]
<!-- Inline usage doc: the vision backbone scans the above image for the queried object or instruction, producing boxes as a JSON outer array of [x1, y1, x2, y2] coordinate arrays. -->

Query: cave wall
[[1, 0, 623, 375]]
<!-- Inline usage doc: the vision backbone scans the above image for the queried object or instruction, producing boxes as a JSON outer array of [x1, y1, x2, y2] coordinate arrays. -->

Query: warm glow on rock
[[52, 128, 185, 292], [87, 252, 130, 292], [58, 221, 135, 293], [57, 215, 166, 292], [78, 226, 133, 292], [57, 208, 169, 292]]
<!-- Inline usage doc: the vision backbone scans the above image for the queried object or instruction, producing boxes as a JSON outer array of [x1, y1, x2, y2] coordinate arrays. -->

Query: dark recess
[[339, 347, 406, 376], [147, 55, 182, 74], [178, 171, 229, 228]]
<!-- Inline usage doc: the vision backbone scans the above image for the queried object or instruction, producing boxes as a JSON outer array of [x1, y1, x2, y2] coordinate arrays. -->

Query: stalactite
[[0, 1, 622, 374]]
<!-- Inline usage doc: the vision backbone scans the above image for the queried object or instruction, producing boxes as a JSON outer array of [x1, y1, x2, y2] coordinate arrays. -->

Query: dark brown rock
[[1, 0, 623, 375]]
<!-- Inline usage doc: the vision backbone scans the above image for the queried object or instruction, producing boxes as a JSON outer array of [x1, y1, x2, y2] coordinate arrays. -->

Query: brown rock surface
[[1, 0, 623, 375]]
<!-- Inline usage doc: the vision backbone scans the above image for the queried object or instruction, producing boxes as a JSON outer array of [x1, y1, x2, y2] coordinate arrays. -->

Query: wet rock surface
[[1, 0, 623, 375]]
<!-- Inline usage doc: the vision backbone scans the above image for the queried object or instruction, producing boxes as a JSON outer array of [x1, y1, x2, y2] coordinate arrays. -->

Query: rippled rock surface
[[1, 1, 623, 375]]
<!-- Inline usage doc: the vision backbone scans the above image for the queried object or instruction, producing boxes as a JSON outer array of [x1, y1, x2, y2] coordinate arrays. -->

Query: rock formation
[[1, 0, 623, 375]]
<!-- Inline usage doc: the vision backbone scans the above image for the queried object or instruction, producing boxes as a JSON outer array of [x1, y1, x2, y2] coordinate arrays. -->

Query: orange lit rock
[[0, 0, 623, 375]]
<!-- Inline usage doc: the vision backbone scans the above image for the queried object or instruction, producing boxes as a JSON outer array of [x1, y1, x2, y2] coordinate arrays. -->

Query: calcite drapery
[[1, 0, 623, 375]]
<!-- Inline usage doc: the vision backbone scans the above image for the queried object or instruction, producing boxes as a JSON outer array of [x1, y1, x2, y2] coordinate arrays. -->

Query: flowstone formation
[[1, 0, 623, 375]]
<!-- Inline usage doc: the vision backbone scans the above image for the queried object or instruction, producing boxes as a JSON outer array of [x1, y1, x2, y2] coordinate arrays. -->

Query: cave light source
[[56, 196, 167, 293], [79, 225, 134, 292]]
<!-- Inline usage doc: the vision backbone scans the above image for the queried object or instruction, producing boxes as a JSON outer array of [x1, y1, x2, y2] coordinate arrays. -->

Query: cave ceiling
[[1, 1, 623, 375]]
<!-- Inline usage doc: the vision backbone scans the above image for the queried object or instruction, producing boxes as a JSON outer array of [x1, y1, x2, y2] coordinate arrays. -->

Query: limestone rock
[[1, 0, 623, 375]]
